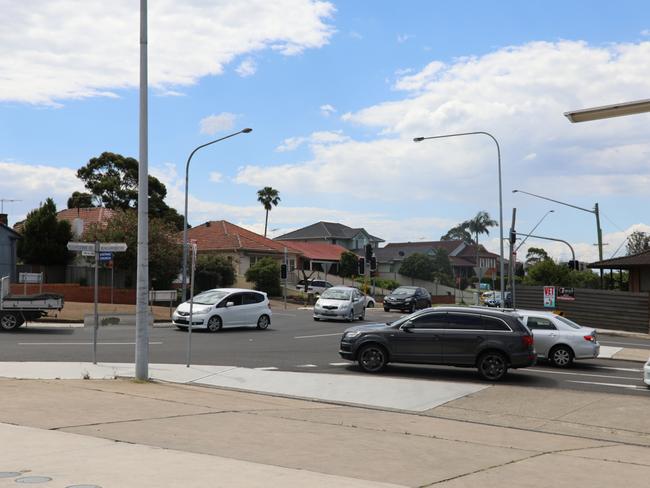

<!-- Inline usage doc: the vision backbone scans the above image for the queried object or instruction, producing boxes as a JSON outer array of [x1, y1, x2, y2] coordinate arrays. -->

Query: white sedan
[[517, 310, 600, 367]]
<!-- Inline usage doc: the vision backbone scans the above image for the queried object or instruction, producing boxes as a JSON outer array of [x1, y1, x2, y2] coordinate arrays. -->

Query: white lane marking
[[329, 362, 350, 366], [598, 346, 623, 358], [567, 380, 649, 390], [589, 365, 642, 373], [255, 367, 279, 371], [296, 364, 318, 368], [19, 342, 163, 346], [600, 340, 650, 348], [526, 369, 638, 381], [271, 313, 296, 317], [294, 333, 342, 339]]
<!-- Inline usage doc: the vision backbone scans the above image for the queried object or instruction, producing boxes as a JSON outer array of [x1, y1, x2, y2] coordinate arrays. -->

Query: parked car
[[484, 292, 512, 308], [516, 310, 599, 367], [172, 288, 271, 332], [644, 357, 650, 388], [339, 306, 536, 381], [295, 279, 333, 295], [313, 286, 366, 322], [364, 296, 376, 308], [383, 286, 431, 313]]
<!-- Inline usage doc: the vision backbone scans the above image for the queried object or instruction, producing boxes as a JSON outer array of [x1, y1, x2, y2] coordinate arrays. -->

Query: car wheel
[[359, 308, 365, 321], [256, 315, 270, 330], [383, 307, 389, 312], [0, 312, 23, 331], [409, 303, 415, 314], [549, 345, 573, 368], [366, 300, 374, 308], [176, 325, 188, 331], [206, 316, 222, 332], [313, 317, 320, 321], [346, 309, 354, 322], [477, 351, 508, 381], [357, 344, 388, 373]]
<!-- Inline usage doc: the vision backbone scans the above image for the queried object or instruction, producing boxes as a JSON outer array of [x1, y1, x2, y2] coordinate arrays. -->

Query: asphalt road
[[2, 308, 648, 396]]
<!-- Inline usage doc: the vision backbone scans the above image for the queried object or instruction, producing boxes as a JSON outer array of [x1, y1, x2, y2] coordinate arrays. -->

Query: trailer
[[0, 276, 64, 331]]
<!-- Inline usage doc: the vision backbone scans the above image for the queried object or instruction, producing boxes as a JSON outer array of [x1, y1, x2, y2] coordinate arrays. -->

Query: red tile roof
[[14, 207, 116, 235], [275, 241, 348, 261], [186, 221, 300, 254]]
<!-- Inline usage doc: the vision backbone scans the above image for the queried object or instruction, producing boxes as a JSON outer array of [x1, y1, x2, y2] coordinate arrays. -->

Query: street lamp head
[[413, 137, 424, 142], [549, 209, 555, 213], [241, 128, 253, 133]]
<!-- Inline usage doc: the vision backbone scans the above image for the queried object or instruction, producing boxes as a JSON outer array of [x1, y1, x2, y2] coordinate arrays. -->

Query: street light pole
[[135, 0, 149, 381], [512, 189, 603, 286], [515, 210, 555, 252], [181, 128, 252, 301], [414, 132, 505, 306]]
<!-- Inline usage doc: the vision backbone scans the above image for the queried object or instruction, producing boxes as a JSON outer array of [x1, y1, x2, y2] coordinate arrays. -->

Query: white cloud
[[209, 172, 223, 184], [235, 58, 257, 77], [641, 29, 650, 37], [275, 130, 349, 151], [397, 34, 414, 44], [0, 160, 84, 224], [320, 104, 337, 117], [239, 40, 650, 206], [199, 112, 238, 135], [0, 0, 335, 105], [349, 31, 363, 40]]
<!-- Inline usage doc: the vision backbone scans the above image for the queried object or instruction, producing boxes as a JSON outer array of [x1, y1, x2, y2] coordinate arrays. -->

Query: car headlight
[[343, 330, 362, 339]]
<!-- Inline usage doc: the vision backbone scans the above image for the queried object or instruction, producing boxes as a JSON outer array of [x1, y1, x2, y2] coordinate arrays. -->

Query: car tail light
[[583, 335, 595, 342], [522, 335, 534, 347]]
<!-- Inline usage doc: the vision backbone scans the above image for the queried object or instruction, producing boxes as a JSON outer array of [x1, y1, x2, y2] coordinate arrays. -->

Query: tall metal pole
[[509, 209, 516, 309], [414, 132, 505, 306], [283, 247, 287, 310], [594, 203, 604, 286], [135, 0, 149, 381], [93, 240, 99, 364], [181, 128, 252, 301], [186, 242, 196, 368]]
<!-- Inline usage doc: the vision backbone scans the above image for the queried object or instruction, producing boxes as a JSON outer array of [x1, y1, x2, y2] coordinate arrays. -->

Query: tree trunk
[[264, 210, 269, 237]]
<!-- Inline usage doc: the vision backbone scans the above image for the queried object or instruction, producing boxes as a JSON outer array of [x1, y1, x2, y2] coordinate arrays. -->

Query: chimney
[[0, 214, 7, 226]]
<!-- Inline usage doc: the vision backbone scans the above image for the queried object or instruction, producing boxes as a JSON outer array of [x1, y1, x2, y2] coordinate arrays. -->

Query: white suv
[[295, 279, 333, 295], [172, 288, 272, 332]]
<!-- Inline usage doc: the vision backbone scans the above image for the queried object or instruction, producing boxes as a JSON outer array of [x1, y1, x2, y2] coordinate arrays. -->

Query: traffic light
[[509, 228, 517, 245], [358, 257, 365, 275], [567, 260, 579, 270], [365, 243, 373, 261], [370, 256, 377, 271], [280, 264, 287, 279]]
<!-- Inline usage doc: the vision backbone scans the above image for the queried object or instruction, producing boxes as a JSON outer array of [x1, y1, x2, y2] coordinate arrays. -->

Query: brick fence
[[10, 283, 136, 305]]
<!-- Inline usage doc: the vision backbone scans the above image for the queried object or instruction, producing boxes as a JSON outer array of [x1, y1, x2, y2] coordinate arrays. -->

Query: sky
[[2, 0, 650, 264]]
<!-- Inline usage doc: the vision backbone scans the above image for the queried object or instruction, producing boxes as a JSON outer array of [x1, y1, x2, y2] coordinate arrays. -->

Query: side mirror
[[226, 301, 235, 308], [401, 322, 414, 332]]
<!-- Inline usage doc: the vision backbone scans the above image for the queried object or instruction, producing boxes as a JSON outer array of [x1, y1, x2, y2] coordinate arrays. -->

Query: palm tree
[[257, 187, 281, 237], [464, 211, 498, 283]]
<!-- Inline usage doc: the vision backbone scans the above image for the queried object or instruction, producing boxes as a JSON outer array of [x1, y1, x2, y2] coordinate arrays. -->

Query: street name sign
[[67, 242, 95, 252], [99, 243, 127, 252]]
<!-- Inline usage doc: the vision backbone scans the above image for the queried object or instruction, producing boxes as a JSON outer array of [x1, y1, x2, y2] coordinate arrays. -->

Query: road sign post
[[186, 240, 197, 368], [67, 241, 127, 364]]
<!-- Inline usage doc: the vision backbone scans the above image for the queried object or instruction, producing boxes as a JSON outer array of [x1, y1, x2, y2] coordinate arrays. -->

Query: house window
[[289, 259, 296, 271]]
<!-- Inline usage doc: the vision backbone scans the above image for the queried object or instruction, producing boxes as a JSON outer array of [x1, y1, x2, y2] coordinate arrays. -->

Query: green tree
[[67, 191, 96, 210], [569, 270, 600, 289], [256, 187, 281, 237], [339, 251, 359, 278], [84, 210, 182, 288], [245, 257, 282, 296], [523, 259, 571, 286], [525, 247, 551, 267], [430, 248, 454, 286], [626, 231, 650, 255], [399, 253, 436, 281], [75, 152, 184, 230], [17, 198, 72, 265], [441, 222, 474, 243], [194, 255, 235, 293]]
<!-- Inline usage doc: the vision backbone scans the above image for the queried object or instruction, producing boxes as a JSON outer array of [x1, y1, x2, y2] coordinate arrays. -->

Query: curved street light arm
[[514, 210, 554, 253], [414, 131, 505, 306], [515, 233, 575, 264]]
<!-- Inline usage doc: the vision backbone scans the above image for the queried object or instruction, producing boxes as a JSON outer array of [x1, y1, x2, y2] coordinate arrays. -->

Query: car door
[[216, 293, 245, 327], [440, 313, 486, 365], [525, 316, 558, 358], [389, 312, 447, 363], [241, 292, 264, 325]]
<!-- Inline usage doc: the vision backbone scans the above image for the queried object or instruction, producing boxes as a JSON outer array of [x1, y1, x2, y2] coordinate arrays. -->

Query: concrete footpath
[[1, 365, 650, 487]]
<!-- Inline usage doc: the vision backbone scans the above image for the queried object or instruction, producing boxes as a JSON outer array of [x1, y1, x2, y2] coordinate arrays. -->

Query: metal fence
[[515, 285, 650, 334]]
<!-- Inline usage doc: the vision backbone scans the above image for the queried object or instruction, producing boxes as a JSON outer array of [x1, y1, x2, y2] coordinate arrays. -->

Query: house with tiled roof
[[184, 220, 301, 277], [275, 221, 383, 253], [275, 240, 348, 275], [376, 240, 501, 279], [589, 249, 650, 292], [13, 207, 116, 238]]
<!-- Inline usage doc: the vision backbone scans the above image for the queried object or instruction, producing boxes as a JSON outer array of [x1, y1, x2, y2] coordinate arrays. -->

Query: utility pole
[[283, 247, 287, 310], [509, 208, 517, 309], [594, 203, 604, 287], [135, 0, 149, 381]]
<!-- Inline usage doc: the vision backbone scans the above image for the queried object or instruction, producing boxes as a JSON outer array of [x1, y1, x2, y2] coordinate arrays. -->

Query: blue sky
[[1, 0, 650, 262]]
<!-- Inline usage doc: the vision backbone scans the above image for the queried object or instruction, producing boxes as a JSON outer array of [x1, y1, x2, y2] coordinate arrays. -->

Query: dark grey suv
[[339, 307, 536, 381], [383, 286, 431, 313]]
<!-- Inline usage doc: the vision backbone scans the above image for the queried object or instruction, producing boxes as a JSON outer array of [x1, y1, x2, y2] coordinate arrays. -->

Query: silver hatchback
[[517, 310, 599, 367], [313, 286, 366, 322]]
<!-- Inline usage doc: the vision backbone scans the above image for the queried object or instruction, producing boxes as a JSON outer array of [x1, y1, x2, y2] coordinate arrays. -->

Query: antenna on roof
[[0, 198, 21, 213]]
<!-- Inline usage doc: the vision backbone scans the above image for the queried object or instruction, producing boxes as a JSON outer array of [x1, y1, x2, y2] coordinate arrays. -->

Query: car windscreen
[[321, 289, 351, 300], [555, 315, 583, 329], [392, 288, 415, 295], [192, 290, 229, 305]]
